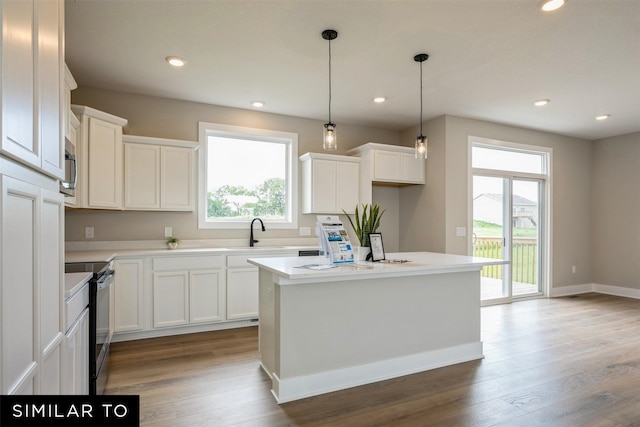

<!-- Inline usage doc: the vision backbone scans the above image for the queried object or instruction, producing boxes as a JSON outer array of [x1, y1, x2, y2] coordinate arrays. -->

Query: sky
[[207, 136, 285, 192]]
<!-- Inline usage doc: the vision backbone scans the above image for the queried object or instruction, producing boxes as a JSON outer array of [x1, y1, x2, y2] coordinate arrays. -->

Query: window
[[198, 122, 298, 229]]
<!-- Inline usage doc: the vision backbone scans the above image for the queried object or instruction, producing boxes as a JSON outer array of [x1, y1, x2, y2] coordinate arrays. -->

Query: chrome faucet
[[249, 217, 265, 247]]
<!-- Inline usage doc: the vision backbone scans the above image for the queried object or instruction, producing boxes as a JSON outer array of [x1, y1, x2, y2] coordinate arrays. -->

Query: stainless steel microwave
[[60, 138, 77, 197]]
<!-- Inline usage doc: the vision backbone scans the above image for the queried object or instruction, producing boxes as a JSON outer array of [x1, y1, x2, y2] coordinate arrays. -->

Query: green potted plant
[[342, 203, 385, 254], [166, 236, 180, 250]]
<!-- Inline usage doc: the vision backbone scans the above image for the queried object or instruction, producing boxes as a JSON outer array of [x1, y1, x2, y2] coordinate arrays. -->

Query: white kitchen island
[[249, 251, 505, 403]]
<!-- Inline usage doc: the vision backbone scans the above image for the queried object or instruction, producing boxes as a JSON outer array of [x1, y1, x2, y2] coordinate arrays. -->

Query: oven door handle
[[97, 270, 115, 289]]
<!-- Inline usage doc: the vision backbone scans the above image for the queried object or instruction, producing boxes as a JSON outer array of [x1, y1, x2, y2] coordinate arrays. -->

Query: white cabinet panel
[[64, 308, 89, 395], [1, 176, 37, 394], [153, 271, 189, 328], [114, 258, 145, 332], [2, 0, 64, 179], [1, 0, 37, 166], [335, 161, 360, 214], [161, 146, 194, 210], [88, 118, 123, 209], [37, 0, 64, 179], [300, 153, 360, 214], [72, 106, 127, 210], [123, 137, 196, 211], [373, 150, 402, 181], [124, 144, 160, 209], [227, 268, 259, 320], [190, 270, 225, 323]]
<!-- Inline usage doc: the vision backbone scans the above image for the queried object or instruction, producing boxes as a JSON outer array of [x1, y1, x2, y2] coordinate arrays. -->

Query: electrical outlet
[[299, 227, 311, 236], [85, 227, 94, 239], [456, 227, 466, 237], [571, 265, 576, 274], [164, 227, 173, 237]]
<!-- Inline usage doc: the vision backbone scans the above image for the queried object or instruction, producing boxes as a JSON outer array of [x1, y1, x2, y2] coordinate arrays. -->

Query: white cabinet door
[[161, 146, 194, 210], [37, 0, 64, 179], [308, 158, 336, 213], [1, 174, 63, 394], [1, 175, 39, 394], [2, 0, 63, 179], [190, 270, 225, 324], [64, 308, 89, 395], [39, 188, 64, 393], [1, 0, 37, 167], [124, 143, 160, 209], [124, 141, 195, 211], [227, 268, 259, 320], [335, 161, 360, 213], [87, 118, 123, 209], [373, 150, 402, 181], [114, 258, 145, 333], [300, 153, 360, 214], [153, 271, 189, 328], [400, 152, 424, 183]]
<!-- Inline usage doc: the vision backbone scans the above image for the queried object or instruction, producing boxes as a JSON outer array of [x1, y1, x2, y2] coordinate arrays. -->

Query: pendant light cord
[[328, 37, 332, 123], [419, 59, 423, 136]]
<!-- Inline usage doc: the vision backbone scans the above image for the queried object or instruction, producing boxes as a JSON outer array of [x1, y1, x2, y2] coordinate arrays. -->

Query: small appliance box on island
[[0, 395, 140, 427]]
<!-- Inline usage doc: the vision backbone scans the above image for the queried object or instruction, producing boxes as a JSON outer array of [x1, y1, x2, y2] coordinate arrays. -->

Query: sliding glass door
[[471, 139, 549, 304]]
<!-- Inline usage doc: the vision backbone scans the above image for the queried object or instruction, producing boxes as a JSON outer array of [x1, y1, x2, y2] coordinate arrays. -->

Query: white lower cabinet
[[227, 268, 260, 320], [226, 251, 296, 320], [114, 258, 145, 332], [152, 255, 225, 328], [63, 308, 89, 395]]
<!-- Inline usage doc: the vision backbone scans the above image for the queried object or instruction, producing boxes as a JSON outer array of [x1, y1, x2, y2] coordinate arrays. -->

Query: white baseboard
[[272, 341, 483, 403], [551, 283, 640, 300], [112, 318, 259, 342]]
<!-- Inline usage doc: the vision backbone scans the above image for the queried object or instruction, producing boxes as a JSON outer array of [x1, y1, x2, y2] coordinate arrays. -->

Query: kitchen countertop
[[64, 272, 92, 299], [65, 245, 318, 264], [248, 251, 507, 284]]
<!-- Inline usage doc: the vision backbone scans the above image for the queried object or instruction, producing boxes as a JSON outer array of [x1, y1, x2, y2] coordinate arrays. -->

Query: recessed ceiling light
[[165, 56, 186, 67], [373, 97, 387, 103], [539, 0, 566, 12], [251, 101, 265, 108], [595, 114, 611, 121], [534, 99, 550, 107]]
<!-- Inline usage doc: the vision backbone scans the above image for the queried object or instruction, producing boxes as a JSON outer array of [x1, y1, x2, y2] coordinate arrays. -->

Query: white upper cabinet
[[1, 0, 64, 180], [71, 105, 128, 210], [300, 152, 360, 214], [123, 135, 198, 211], [348, 143, 425, 185]]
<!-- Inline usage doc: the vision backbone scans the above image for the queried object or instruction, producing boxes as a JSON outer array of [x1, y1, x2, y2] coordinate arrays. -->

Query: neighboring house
[[473, 193, 537, 228]]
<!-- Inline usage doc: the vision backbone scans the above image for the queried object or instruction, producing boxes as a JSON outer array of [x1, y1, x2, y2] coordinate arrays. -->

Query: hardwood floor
[[106, 293, 640, 426]]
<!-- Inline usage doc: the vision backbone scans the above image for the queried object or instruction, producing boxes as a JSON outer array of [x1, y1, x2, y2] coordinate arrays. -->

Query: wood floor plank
[[106, 293, 640, 426]]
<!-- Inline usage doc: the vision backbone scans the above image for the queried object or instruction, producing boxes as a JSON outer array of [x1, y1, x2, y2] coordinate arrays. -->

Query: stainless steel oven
[[65, 261, 115, 395]]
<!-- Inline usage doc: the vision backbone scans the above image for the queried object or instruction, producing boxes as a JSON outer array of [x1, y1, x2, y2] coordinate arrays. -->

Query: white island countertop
[[248, 251, 506, 284]]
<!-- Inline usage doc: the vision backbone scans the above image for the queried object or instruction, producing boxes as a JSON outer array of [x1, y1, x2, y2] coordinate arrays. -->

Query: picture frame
[[368, 232, 385, 262]]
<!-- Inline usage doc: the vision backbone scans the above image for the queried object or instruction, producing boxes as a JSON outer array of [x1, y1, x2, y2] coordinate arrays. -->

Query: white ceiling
[[65, 0, 640, 141]]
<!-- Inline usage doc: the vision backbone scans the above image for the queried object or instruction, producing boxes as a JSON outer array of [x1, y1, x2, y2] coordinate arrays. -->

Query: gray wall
[[591, 132, 640, 290], [67, 87, 401, 245], [69, 87, 640, 293], [398, 115, 594, 291]]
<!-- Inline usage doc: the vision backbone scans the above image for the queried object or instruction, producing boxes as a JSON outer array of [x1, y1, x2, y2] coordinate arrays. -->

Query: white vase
[[357, 246, 370, 261], [167, 242, 179, 250]]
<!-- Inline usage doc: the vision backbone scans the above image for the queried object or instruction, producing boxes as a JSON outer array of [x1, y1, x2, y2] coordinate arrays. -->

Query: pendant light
[[414, 53, 429, 159], [322, 29, 338, 151]]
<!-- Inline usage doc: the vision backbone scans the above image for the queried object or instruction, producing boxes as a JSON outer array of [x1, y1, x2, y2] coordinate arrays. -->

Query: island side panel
[[270, 270, 482, 402], [258, 269, 277, 380]]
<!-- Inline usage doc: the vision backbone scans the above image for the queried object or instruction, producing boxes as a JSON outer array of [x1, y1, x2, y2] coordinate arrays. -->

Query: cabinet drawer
[[227, 252, 296, 267], [153, 255, 224, 271]]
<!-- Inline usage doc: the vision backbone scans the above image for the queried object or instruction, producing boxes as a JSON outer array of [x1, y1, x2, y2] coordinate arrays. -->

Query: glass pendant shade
[[415, 135, 427, 159], [323, 122, 337, 151]]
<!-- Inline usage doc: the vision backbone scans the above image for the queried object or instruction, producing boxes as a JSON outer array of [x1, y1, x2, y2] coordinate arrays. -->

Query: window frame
[[197, 121, 298, 229]]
